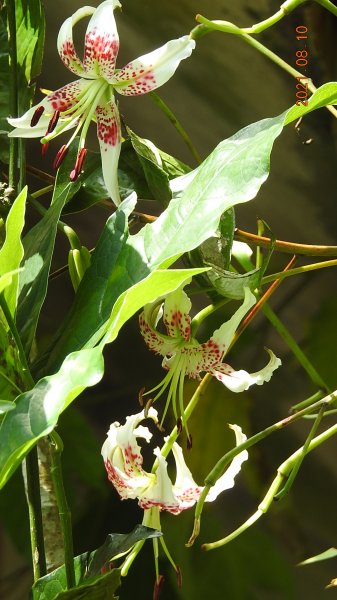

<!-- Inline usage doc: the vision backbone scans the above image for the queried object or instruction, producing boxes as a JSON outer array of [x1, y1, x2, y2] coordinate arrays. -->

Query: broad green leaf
[[104, 268, 207, 344], [35, 568, 120, 600], [15, 0, 45, 113], [285, 82, 337, 125], [42, 84, 337, 369], [63, 137, 190, 215], [127, 127, 172, 206], [0, 347, 104, 489], [0, 186, 26, 317], [189, 208, 235, 298], [17, 154, 82, 355], [32, 526, 160, 599], [206, 267, 261, 300], [299, 548, 337, 566]]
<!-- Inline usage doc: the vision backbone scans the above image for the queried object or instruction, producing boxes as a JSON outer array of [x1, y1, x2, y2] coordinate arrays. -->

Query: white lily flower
[[102, 409, 249, 515], [8, 0, 195, 205], [139, 286, 281, 428]]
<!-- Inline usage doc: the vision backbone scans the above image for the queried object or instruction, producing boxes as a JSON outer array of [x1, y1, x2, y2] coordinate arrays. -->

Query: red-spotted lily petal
[[163, 285, 192, 342], [57, 6, 95, 77], [83, 0, 121, 81], [102, 408, 158, 500], [208, 287, 256, 355], [96, 94, 121, 204], [212, 349, 282, 393], [113, 35, 195, 96], [102, 410, 248, 515], [8, 79, 91, 138], [206, 424, 248, 502]]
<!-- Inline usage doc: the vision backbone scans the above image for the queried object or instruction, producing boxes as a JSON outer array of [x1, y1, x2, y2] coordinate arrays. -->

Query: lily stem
[[149, 92, 202, 164], [6, 0, 19, 192], [261, 258, 337, 285], [25, 447, 47, 580], [49, 431, 75, 589]]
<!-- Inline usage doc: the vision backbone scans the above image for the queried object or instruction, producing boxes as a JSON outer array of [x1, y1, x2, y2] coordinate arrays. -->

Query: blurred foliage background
[[1, 0, 337, 598]]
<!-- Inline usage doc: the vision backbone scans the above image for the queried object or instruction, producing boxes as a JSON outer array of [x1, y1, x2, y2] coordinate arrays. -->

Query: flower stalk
[[202, 417, 337, 550], [187, 389, 337, 546]]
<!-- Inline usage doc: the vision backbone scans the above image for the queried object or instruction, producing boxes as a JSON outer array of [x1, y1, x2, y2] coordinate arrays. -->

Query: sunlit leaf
[[17, 153, 82, 355], [299, 547, 337, 566], [0, 347, 104, 489], [0, 186, 26, 317]]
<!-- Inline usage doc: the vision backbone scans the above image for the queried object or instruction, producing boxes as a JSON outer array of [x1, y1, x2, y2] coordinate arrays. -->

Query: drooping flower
[[101, 408, 248, 515], [7, 0, 195, 205], [139, 286, 281, 426]]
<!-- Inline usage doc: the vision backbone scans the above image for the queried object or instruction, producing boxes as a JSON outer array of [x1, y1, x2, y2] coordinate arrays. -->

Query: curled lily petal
[[209, 287, 256, 355], [206, 424, 248, 502], [96, 94, 121, 204], [113, 36, 195, 96], [212, 349, 282, 393], [84, 0, 121, 81], [57, 6, 95, 76]]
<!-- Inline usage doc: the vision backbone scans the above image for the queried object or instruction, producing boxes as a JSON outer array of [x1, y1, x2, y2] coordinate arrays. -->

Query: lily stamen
[[47, 110, 60, 134], [30, 105, 45, 127]]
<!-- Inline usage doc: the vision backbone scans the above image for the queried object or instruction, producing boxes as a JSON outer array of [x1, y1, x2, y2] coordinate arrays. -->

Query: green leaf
[[0, 347, 104, 489], [299, 548, 337, 566], [0, 400, 15, 414], [35, 568, 120, 600], [15, 0, 45, 113], [0, 186, 26, 317], [285, 82, 337, 125], [127, 127, 172, 206], [17, 154, 82, 356], [104, 268, 207, 344], [32, 526, 161, 599], [206, 267, 261, 300]]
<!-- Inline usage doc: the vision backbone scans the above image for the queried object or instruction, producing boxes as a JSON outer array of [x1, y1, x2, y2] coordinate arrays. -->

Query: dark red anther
[[70, 148, 87, 182], [176, 417, 182, 434], [153, 575, 165, 600], [30, 105, 45, 127], [187, 433, 193, 450], [41, 141, 49, 157], [176, 566, 182, 588], [53, 145, 68, 170], [47, 110, 60, 134]]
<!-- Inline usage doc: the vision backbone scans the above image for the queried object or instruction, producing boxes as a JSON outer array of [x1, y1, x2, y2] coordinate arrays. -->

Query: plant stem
[[191, 16, 337, 120], [187, 389, 337, 546], [0, 294, 34, 389], [235, 228, 337, 257], [274, 403, 326, 499], [25, 448, 47, 580], [262, 258, 337, 285], [202, 419, 337, 550], [49, 432, 75, 589], [0, 295, 47, 580], [262, 303, 330, 392], [149, 92, 202, 164], [6, 0, 19, 192]]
